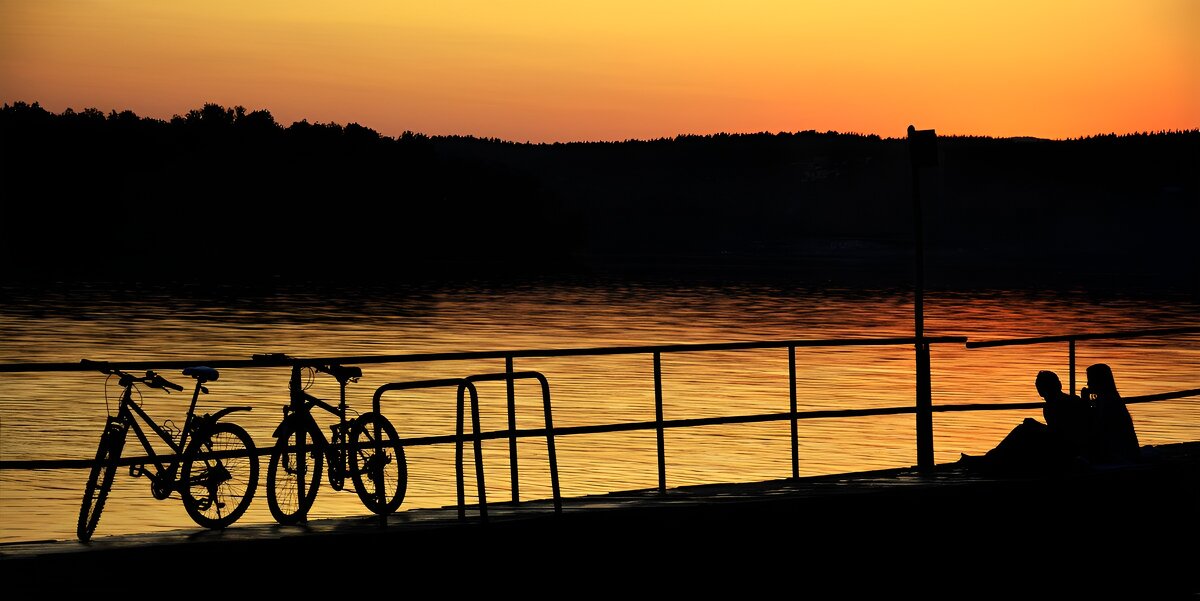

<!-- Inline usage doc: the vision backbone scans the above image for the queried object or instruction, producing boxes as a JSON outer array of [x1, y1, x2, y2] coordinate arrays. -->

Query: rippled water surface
[[1, 280, 1196, 544]]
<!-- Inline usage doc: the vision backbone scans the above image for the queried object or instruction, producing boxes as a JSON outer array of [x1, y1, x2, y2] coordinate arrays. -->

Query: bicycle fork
[[275, 405, 327, 492]]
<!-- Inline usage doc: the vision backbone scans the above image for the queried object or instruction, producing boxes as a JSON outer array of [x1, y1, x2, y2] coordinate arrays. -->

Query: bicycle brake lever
[[145, 371, 169, 393]]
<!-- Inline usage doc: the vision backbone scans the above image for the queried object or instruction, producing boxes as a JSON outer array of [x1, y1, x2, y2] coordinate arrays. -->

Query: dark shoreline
[[2, 255, 1195, 310]]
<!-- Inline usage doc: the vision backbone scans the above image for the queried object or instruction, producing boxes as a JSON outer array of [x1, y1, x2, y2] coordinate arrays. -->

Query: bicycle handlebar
[[81, 360, 184, 392], [248, 354, 362, 383], [147, 371, 185, 392]]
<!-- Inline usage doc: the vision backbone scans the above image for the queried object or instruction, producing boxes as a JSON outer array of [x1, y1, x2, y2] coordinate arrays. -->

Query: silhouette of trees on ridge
[[2, 101, 1195, 287]]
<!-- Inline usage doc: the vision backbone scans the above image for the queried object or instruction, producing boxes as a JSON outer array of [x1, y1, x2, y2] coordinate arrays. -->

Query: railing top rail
[[965, 326, 1200, 349], [3, 387, 1196, 471], [0, 335, 968, 373]]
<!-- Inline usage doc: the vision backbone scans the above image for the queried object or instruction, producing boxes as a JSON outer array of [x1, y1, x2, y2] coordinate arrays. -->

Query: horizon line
[[5, 99, 1199, 146]]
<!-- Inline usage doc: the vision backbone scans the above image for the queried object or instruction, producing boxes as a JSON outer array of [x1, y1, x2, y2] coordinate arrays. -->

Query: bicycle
[[262, 359, 406, 524], [76, 361, 259, 542]]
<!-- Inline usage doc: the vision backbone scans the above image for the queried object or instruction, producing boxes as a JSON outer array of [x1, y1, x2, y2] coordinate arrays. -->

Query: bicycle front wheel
[[266, 421, 323, 524], [77, 418, 128, 542], [181, 422, 259, 529], [350, 412, 406, 515]]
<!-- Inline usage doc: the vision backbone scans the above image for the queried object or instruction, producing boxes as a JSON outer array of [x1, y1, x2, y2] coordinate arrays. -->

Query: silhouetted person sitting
[[1037, 370, 1091, 460], [958, 370, 1090, 475], [1081, 363, 1141, 464]]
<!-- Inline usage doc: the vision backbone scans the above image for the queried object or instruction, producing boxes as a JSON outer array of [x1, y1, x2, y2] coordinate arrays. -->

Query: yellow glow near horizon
[[1, 1, 1196, 141]]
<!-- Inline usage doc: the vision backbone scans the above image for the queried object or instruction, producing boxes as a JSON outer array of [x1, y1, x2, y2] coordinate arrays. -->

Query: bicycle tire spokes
[[350, 412, 406, 515], [266, 425, 323, 524], [77, 418, 128, 541], [182, 423, 258, 528]]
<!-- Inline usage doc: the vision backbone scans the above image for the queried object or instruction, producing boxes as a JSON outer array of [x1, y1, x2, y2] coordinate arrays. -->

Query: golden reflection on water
[[0, 283, 1196, 543]]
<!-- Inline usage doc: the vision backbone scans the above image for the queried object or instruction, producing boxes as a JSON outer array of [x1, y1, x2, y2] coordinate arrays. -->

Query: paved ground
[[3, 443, 1197, 594]]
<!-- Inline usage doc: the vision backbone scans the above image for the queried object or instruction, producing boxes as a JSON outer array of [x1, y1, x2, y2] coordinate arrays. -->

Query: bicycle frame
[[276, 365, 356, 478], [115, 377, 203, 493], [115, 373, 250, 495]]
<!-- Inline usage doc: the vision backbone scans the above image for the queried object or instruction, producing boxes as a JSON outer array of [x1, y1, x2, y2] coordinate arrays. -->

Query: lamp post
[[908, 124, 937, 471]]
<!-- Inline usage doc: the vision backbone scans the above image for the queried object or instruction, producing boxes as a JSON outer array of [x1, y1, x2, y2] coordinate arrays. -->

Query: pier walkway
[[3, 441, 1196, 594], [2, 328, 1196, 593]]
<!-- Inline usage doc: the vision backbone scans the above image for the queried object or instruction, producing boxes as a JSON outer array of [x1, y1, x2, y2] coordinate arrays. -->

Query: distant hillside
[[2, 102, 1196, 289]]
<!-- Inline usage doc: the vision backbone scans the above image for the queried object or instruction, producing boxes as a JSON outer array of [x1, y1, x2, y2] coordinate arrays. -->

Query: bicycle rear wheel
[[77, 418, 127, 542], [181, 422, 259, 529], [350, 412, 406, 515], [266, 421, 323, 524]]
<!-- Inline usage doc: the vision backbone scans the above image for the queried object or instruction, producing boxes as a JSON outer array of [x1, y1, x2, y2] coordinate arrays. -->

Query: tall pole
[[908, 125, 937, 471]]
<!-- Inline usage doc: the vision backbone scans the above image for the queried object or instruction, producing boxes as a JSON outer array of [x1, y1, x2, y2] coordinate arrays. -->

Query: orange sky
[[1, 1, 1196, 142]]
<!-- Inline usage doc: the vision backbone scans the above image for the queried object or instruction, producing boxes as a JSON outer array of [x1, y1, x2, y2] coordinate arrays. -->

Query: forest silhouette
[[2, 101, 1195, 289]]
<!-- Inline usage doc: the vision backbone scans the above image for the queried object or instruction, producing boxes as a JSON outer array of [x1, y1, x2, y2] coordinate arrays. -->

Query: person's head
[[1035, 370, 1063, 399], [1086, 363, 1119, 398]]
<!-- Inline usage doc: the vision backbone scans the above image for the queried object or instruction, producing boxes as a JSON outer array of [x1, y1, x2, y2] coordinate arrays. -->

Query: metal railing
[[966, 326, 1200, 395], [0, 327, 1197, 522]]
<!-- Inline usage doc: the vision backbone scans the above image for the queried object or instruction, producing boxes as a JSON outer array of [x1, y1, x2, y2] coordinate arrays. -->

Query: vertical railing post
[[455, 383, 466, 520], [506, 356, 519, 504], [455, 381, 488, 521], [916, 342, 933, 470], [469, 383, 488, 522], [1068, 339, 1076, 396], [654, 352, 666, 495], [536, 374, 562, 514], [789, 345, 799, 480], [909, 125, 938, 473]]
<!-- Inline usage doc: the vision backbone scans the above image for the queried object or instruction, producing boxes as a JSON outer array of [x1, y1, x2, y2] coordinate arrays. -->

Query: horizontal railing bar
[[965, 326, 1200, 349], [930, 401, 1043, 413], [0, 336, 968, 373], [6, 388, 1194, 471], [0, 439, 398, 470], [1125, 388, 1200, 405]]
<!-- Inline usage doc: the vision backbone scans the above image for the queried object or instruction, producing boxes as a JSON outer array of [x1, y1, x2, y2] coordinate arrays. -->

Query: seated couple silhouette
[[959, 363, 1141, 475]]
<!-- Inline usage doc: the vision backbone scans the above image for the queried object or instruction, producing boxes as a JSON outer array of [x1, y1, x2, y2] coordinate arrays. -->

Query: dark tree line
[[2, 101, 1196, 288], [1, 102, 570, 282]]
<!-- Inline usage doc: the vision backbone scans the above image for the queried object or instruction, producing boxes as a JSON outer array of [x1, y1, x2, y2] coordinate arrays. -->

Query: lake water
[[0, 279, 1197, 544]]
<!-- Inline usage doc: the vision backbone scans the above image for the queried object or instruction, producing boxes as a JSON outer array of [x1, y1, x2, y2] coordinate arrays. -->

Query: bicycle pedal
[[129, 464, 145, 478]]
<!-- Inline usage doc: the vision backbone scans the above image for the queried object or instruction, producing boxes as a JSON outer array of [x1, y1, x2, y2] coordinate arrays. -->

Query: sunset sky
[[2, 1, 1196, 142]]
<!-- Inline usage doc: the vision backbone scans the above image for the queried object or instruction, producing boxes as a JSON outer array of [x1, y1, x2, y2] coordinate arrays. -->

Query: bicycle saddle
[[182, 366, 220, 382], [327, 364, 362, 381]]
